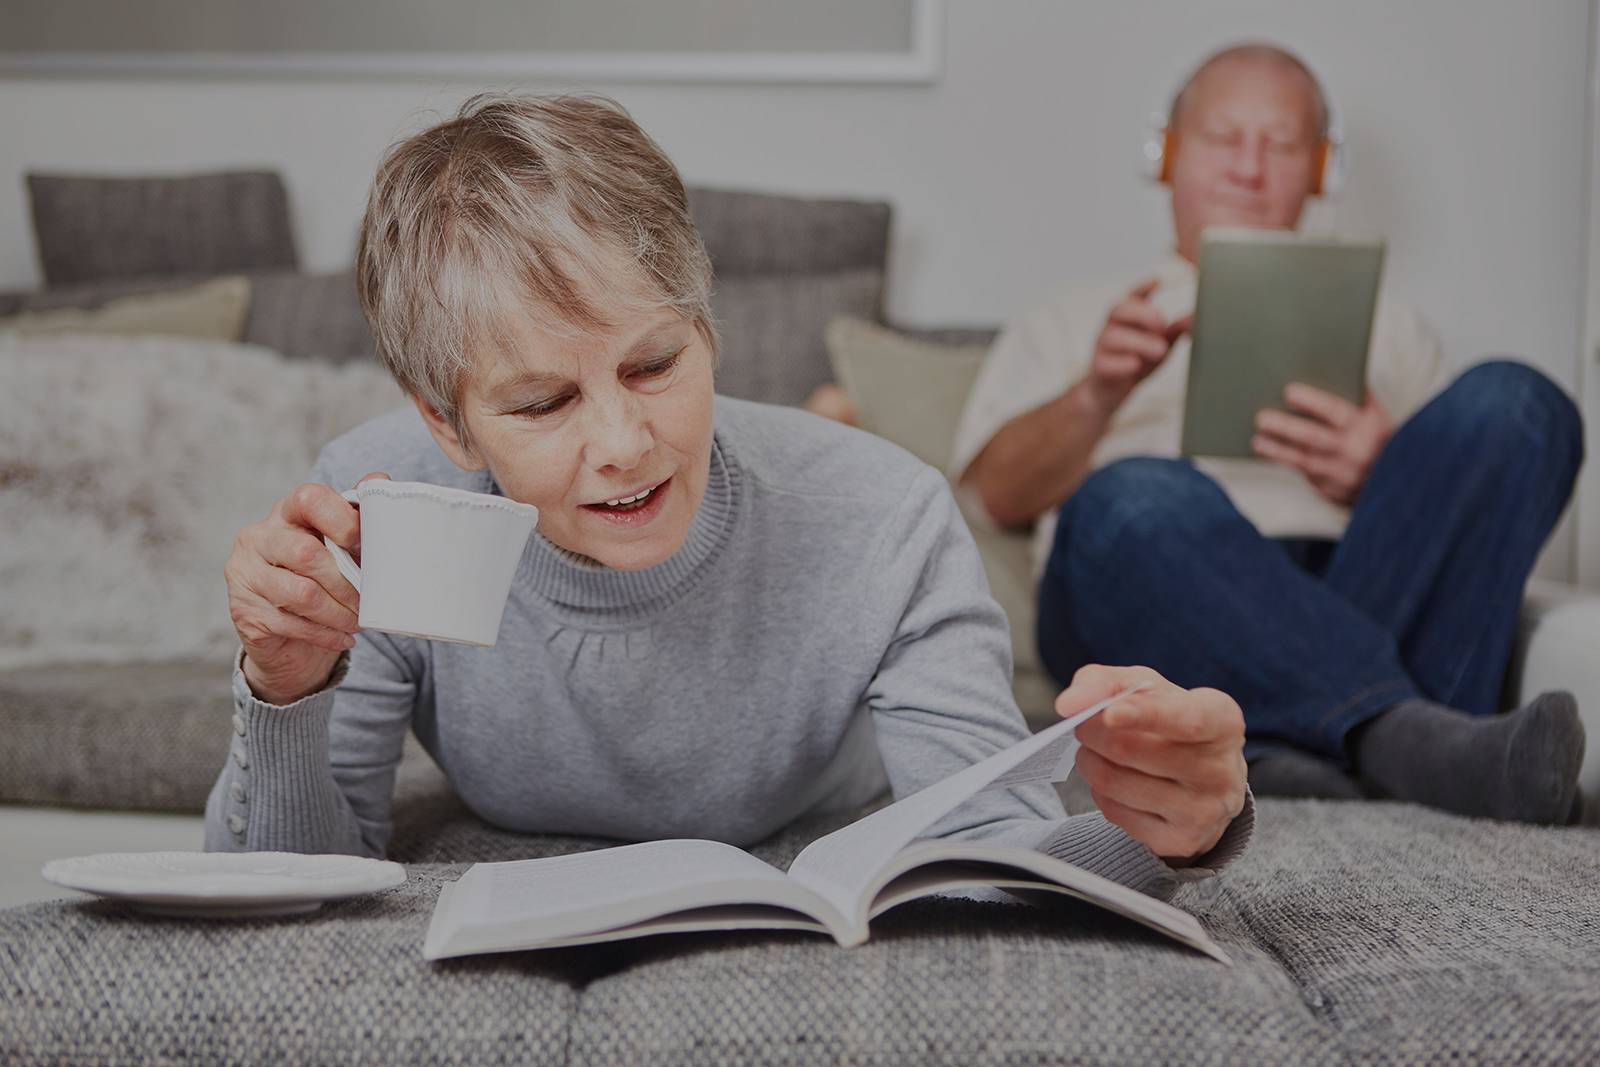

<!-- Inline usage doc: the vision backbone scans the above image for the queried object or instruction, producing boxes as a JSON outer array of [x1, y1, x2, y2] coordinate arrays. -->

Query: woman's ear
[[411, 394, 487, 472]]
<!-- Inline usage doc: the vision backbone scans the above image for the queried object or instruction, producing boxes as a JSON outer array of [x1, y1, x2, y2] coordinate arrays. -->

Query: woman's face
[[417, 305, 716, 571]]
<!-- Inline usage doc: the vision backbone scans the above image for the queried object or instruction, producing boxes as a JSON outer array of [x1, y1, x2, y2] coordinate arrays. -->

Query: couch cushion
[[0, 276, 250, 342], [1513, 580, 1600, 802], [27, 171, 299, 287], [5, 800, 1595, 1065], [686, 187, 891, 406], [825, 316, 987, 471], [0, 659, 234, 812], [0, 657, 442, 813], [0, 864, 580, 1065], [242, 269, 374, 363], [687, 186, 890, 278], [1214, 800, 1600, 1063], [710, 269, 884, 407], [0, 270, 376, 363]]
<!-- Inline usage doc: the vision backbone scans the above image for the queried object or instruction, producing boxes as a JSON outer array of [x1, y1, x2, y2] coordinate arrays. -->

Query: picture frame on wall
[[0, 0, 942, 84]]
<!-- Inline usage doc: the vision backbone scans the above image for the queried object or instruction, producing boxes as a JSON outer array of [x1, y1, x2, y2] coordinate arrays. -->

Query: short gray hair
[[1169, 42, 1330, 137], [355, 93, 718, 445]]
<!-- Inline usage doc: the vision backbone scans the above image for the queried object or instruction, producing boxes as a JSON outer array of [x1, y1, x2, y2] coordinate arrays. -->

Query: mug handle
[[321, 488, 363, 593]]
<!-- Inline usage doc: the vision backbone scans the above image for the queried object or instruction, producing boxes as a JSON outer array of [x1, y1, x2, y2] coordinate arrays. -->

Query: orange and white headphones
[[1141, 55, 1347, 197]]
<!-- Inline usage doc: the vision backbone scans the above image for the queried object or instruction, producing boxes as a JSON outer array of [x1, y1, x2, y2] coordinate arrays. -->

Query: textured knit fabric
[[26, 170, 299, 287], [948, 251, 1448, 575], [203, 397, 1250, 898], [685, 187, 891, 276], [6, 800, 1598, 1066]]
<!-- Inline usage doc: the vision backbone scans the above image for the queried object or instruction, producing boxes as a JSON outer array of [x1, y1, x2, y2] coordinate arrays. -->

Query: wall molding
[[0, 0, 942, 85]]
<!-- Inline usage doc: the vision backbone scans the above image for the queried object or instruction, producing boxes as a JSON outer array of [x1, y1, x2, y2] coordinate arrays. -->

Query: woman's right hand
[[225, 472, 388, 705]]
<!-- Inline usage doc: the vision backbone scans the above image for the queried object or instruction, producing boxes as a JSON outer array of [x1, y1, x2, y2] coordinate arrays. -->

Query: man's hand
[[1058, 665, 1247, 864], [1252, 384, 1392, 506], [1085, 278, 1193, 413]]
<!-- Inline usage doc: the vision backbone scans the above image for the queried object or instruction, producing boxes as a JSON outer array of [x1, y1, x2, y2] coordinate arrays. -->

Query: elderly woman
[[209, 95, 1251, 900]]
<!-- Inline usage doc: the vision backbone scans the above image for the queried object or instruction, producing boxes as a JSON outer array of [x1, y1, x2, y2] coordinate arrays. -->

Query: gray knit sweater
[[204, 397, 1251, 898]]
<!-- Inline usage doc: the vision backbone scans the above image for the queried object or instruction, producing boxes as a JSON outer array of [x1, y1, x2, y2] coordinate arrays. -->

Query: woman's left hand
[[1058, 664, 1248, 864]]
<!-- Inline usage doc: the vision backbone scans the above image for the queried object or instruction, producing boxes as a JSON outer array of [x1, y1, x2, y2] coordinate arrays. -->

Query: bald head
[[1161, 42, 1333, 262], [1170, 43, 1329, 139]]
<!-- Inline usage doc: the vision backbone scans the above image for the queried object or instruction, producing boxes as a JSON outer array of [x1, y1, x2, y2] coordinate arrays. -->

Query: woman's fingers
[[229, 580, 355, 653], [1083, 749, 1240, 861], [1058, 670, 1246, 860], [262, 607, 358, 653], [1098, 685, 1244, 745], [247, 562, 360, 635], [1075, 746, 1187, 812], [1089, 792, 1193, 857], [1055, 664, 1167, 720], [254, 524, 360, 615], [276, 481, 362, 550]]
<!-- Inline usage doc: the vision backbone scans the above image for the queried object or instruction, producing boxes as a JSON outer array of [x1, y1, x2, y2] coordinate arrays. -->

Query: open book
[[424, 687, 1229, 964]]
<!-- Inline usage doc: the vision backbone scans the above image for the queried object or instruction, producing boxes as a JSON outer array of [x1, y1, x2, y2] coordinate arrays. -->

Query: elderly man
[[949, 42, 1586, 823]]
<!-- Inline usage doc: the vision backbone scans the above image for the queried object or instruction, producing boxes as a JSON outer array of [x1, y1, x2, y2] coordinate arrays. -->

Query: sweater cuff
[[1036, 813, 1177, 899], [233, 645, 350, 709], [1170, 787, 1256, 883], [1035, 787, 1256, 899], [224, 648, 350, 851]]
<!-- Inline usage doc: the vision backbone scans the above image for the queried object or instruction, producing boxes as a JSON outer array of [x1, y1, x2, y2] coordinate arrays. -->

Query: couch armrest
[[1509, 579, 1600, 803]]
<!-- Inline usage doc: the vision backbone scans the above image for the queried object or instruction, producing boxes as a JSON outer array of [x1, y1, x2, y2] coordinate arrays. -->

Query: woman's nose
[[583, 395, 653, 473]]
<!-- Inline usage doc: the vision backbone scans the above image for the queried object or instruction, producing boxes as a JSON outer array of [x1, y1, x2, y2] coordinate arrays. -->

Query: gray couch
[[4, 771, 1599, 1064], [3, 171, 1598, 1064]]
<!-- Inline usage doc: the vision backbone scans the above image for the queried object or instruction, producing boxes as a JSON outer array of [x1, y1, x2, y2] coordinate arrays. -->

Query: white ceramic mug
[[321, 480, 539, 647]]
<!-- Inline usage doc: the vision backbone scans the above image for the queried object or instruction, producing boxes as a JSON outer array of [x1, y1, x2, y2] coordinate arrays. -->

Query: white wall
[[2, 0, 1592, 572]]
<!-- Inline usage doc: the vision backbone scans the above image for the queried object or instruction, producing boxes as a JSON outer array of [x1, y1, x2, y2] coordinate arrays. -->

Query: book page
[[478, 841, 779, 916], [863, 840, 1230, 964], [423, 838, 847, 959], [785, 686, 1145, 927]]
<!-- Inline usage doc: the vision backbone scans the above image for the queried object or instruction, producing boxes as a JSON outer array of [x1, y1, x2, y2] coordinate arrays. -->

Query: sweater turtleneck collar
[[479, 432, 741, 622]]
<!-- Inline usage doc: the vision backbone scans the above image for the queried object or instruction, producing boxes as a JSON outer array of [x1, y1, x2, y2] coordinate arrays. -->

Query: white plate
[[41, 851, 407, 918]]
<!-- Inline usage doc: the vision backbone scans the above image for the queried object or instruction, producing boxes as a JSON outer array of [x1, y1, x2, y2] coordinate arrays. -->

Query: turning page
[[785, 685, 1147, 926]]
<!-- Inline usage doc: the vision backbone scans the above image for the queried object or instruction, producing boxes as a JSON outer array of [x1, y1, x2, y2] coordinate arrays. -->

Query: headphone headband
[[1142, 49, 1347, 196]]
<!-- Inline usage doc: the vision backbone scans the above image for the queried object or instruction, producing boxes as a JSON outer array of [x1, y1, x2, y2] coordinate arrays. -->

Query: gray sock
[[1248, 748, 1365, 800], [1352, 691, 1585, 825]]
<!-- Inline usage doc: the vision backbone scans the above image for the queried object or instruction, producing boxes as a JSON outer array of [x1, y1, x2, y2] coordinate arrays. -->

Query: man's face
[[420, 302, 716, 572], [1168, 57, 1324, 261]]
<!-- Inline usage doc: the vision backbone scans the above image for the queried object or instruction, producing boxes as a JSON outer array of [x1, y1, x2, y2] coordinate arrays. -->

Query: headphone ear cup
[[1309, 139, 1329, 196], [1321, 136, 1347, 197], [1157, 127, 1177, 184]]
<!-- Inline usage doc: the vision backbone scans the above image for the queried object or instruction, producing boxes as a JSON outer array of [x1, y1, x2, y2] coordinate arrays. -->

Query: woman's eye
[[513, 396, 569, 419], [632, 350, 684, 380]]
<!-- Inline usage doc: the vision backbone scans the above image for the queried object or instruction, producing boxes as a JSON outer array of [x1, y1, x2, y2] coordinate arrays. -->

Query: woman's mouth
[[580, 477, 671, 527]]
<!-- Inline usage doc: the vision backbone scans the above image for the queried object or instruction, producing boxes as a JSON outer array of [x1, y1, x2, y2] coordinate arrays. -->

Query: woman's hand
[[225, 472, 387, 705], [1058, 665, 1247, 863]]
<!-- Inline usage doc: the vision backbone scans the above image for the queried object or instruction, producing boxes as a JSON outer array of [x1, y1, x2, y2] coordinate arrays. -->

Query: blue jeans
[[1036, 361, 1585, 763]]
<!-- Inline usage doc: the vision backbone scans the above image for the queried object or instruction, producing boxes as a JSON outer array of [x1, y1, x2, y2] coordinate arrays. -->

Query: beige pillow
[[0, 276, 251, 342], [825, 317, 1060, 725], [823, 317, 988, 472]]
